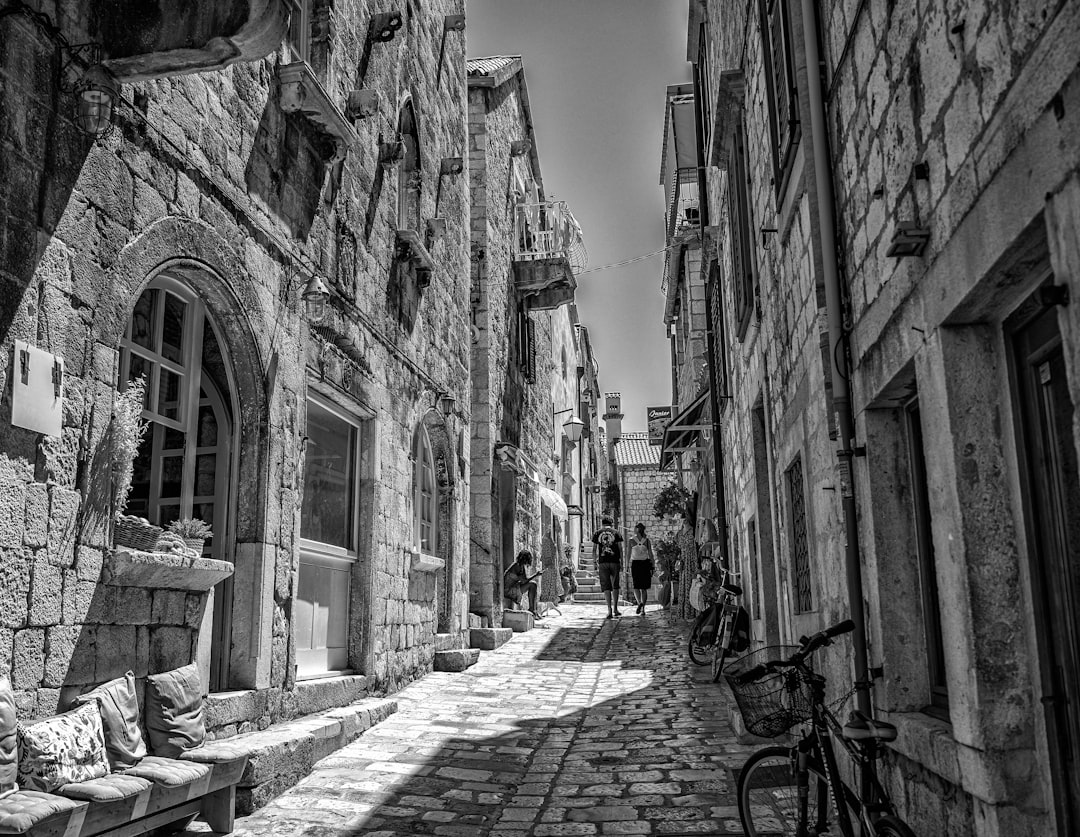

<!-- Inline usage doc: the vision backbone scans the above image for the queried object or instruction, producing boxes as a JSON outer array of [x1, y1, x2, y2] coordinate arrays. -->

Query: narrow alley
[[183, 605, 755, 837]]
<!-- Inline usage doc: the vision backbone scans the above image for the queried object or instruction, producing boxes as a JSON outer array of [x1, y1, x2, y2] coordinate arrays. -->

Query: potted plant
[[110, 378, 162, 551], [166, 518, 213, 553], [653, 482, 692, 521]]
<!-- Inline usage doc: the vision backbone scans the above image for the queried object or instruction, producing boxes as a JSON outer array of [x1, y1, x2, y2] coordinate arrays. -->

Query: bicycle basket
[[724, 645, 815, 738]]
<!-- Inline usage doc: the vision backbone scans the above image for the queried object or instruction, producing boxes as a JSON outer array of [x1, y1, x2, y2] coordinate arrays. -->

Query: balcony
[[512, 201, 587, 310], [667, 173, 700, 239]]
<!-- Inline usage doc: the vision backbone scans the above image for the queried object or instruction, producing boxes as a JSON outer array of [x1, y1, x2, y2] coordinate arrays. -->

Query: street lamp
[[562, 416, 585, 443], [301, 274, 331, 323]]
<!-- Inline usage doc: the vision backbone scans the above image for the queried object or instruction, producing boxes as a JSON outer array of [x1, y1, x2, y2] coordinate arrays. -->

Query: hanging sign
[[11, 340, 64, 437], [647, 405, 673, 445]]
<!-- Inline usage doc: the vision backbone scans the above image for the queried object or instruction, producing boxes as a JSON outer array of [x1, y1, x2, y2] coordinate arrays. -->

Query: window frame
[[297, 392, 362, 677], [285, 0, 311, 64], [786, 453, 814, 613], [759, 0, 801, 196], [728, 115, 757, 340], [904, 397, 949, 715], [412, 423, 439, 557]]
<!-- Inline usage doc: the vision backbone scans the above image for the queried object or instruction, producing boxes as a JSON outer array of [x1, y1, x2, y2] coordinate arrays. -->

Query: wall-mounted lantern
[[443, 14, 465, 32], [510, 139, 531, 158], [440, 156, 464, 176], [75, 63, 119, 138], [301, 274, 331, 323], [370, 11, 403, 42], [562, 416, 585, 443]]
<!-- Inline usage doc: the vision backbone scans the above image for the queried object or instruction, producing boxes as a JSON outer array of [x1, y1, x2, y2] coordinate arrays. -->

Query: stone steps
[[434, 632, 464, 652], [433, 648, 481, 672], [198, 696, 398, 816], [469, 627, 513, 650]]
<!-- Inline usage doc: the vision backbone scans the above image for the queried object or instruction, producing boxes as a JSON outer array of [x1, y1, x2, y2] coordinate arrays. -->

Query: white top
[[630, 539, 651, 561]]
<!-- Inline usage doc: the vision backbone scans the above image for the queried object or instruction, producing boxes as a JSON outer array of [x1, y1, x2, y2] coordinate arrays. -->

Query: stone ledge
[[433, 649, 479, 672], [410, 549, 445, 573], [469, 627, 512, 650], [435, 633, 464, 652], [102, 549, 234, 591], [204, 675, 373, 729], [502, 611, 533, 632], [220, 696, 397, 815]]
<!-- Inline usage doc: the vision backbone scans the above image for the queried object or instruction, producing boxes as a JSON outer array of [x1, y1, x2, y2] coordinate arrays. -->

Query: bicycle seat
[[722, 582, 742, 596], [841, 711, 897, 742]]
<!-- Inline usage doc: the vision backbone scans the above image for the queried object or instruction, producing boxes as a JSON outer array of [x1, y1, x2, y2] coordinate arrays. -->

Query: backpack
[[730, 606, 752, 653]]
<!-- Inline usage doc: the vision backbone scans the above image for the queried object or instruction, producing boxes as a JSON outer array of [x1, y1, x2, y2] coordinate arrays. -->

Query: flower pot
[[114, 515, 163, 552], [183, 537, 205, 554]]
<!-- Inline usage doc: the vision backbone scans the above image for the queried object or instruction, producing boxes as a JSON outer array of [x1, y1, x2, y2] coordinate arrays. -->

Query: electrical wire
[[575, 243, 681, 275]]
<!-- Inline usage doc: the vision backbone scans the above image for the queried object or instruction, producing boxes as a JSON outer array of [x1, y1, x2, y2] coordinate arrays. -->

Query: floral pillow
[[17, 702, 110, 793], [0, 676, 16, 798]]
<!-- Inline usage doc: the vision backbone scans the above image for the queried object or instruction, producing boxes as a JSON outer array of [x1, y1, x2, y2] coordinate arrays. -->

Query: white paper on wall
[[11, 339, 64, 437]]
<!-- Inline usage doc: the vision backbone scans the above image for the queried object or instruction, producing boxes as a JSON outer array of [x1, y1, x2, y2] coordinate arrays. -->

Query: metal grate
[[787, 455, 813, 612]]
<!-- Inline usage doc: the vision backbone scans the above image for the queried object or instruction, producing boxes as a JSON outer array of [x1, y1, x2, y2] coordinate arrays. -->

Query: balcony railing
[[667, 173, 700, 239], [514, 201, 588, 272]]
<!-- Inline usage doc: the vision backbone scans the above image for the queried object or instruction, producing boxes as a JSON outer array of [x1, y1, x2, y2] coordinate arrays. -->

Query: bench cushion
[[17, 703, 109, 793], [145, 664, 206, 758], [59, 773, 152, 802], [176, 740, 249, 764], [0, 790, 86, 834], [0, 678, 15, 796], [122, 756, 210, 788], [72, 672, 147, 770]]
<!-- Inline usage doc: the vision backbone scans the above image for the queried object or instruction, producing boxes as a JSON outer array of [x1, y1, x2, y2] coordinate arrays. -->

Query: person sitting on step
[[504, 550, 543, 618]]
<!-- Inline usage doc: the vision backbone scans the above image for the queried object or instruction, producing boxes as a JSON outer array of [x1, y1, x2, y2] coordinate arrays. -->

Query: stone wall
[[0, 0, 471, 716], [696, 0, 1080, 832]]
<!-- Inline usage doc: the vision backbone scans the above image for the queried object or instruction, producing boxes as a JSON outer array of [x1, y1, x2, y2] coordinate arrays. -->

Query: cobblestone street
[[186, 603, 755, 836]]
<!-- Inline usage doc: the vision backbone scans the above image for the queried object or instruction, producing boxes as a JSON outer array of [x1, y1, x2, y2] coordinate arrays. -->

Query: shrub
[[653, 483, 692, 520]]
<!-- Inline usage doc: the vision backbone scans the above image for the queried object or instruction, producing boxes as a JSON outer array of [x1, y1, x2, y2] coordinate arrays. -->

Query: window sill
[[277, 61, 356, 160], [409, 549, 445, 573], [883, 710, 962, 789], [102, 549, 234, 591]]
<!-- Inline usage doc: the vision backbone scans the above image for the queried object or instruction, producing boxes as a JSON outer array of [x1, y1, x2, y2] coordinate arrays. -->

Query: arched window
[[397, 99, 421, 232], [413, 424, 437, 555]]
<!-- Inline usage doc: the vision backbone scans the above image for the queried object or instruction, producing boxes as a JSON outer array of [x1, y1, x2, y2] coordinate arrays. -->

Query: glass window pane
[[158, 503, 181, 528], [158, 369, 182, 422], [197, 404, 218, 447], [161, 292, 187, 363], [130, 291, 155, 350], [301, 400, 358, 550], [160, 455, 184, 497], [195, 454, 216, 496], [163, 426, 185, 450], [128, 355, 152, 406]]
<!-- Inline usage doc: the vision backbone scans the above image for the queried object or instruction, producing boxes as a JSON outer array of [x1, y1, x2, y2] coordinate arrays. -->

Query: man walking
[[592, 516, 624, 618]]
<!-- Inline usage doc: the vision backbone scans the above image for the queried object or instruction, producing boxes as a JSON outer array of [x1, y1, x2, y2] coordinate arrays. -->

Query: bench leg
[[201, 785, 236, 833]]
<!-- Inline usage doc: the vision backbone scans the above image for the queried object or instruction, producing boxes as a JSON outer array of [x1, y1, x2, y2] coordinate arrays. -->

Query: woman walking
[[629, 523, 655, 614]]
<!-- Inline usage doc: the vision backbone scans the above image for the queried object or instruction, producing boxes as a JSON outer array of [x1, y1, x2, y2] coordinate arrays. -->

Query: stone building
[[466, 55, 587, 623], [574, 321, 604, 545], [612, 431, 681, 548], [0, 0, 471, 736], [686, 0, 1080, 833]]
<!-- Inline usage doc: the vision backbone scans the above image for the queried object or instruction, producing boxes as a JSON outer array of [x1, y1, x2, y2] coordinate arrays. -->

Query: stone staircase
[[573, 546, 605, 603]]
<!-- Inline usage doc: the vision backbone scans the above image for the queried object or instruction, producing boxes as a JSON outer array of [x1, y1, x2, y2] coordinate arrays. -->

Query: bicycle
[[725, 619, 916, 837], [687, 561, 746, 682]]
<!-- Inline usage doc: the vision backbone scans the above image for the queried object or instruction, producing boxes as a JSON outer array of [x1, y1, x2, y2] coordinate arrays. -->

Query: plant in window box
[[110, 377, 163, 552], [165, 518, 213, 554], [653, 483, 692, 521]]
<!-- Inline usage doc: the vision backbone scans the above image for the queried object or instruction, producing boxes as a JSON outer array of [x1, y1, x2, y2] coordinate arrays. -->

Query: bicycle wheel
[[711, 636, 729, 681], [738, 746, 829, 837], [688, 631, 711, 665], [873, 815, 917, 837]]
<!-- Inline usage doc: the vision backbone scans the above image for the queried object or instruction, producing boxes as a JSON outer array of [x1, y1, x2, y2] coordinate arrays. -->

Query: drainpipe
[[799, 0, 872, 725], [692, 60, 731, 566]]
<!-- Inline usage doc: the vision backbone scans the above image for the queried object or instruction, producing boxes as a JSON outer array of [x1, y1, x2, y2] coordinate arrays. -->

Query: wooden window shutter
[[730, 119, 755, 339], [526, 316, 537, 383]]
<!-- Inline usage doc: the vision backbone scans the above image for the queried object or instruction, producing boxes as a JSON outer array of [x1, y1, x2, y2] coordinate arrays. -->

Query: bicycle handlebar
[[733, 619, 855, 685]]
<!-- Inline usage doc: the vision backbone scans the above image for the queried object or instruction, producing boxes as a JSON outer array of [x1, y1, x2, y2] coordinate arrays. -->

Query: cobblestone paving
[[188, 604, 763, 835]]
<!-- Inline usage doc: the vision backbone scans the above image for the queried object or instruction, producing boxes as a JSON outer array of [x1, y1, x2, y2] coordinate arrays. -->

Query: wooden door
[[1011, 293, 1080, 834]]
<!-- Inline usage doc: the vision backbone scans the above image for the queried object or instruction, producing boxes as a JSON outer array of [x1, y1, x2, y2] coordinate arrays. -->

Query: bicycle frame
[[793, 668, 896, 836]]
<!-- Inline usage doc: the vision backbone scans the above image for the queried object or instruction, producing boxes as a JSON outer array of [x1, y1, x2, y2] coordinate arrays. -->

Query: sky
[[467, 0, 692, 433]]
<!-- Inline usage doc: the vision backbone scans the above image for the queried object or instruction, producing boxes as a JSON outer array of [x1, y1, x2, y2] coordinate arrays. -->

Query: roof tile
[[614, 432, 660, 467]]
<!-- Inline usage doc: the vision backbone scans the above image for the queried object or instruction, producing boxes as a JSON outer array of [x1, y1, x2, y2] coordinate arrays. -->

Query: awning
[[540, 486, 569, 520], [659, 391, 711, 471]]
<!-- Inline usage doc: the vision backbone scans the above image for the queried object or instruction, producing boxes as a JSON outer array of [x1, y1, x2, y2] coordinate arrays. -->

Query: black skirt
[[631, 560, 653, 589]]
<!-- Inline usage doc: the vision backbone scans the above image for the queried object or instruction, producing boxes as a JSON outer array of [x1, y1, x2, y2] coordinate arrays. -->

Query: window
[[517, 305, 536, 383], [413, 425, 438, 555], [397, 100, 421, 233], [760, 0, 801, 191], [728, 117, 757, 339], [298, 396, 361, 676], [705, 260, 729, 402], [786, 454, 813, 613], [748, 518, 760, 620], [904, 399, 948, 714], [285, 0, 311, 63], [119, 275, 236, 689]]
